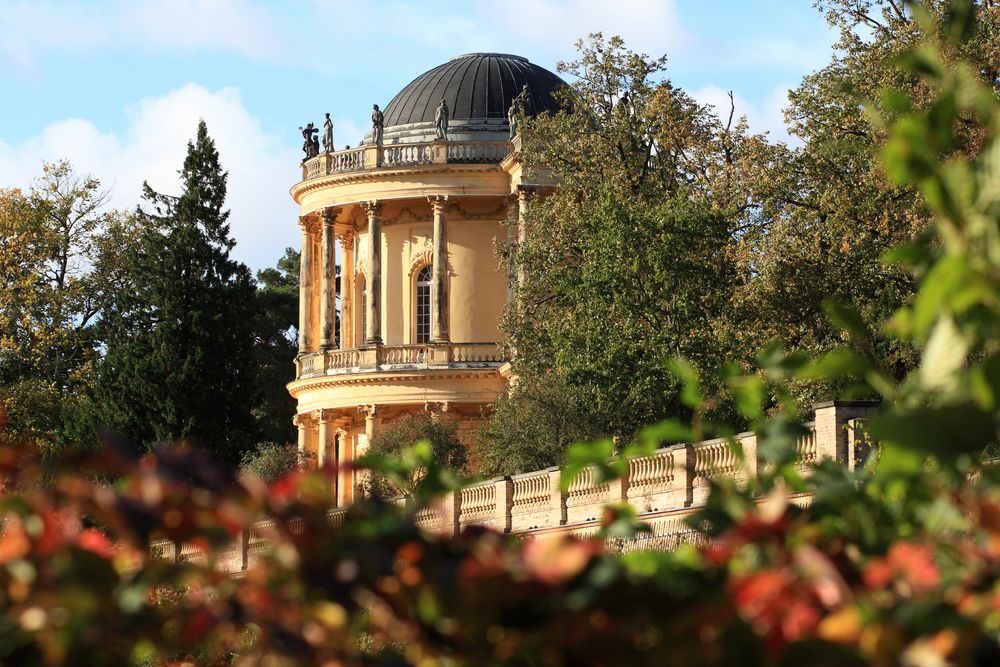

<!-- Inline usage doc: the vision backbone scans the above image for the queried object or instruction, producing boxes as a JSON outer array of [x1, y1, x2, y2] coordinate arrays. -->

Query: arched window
[[415, 265, 432, 344], [358, 275, 367, 343]]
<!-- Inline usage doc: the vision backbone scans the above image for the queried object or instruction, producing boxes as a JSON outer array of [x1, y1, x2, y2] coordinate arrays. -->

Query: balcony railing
[[300, 140, 513, 181], [295, 342, 507, 379]]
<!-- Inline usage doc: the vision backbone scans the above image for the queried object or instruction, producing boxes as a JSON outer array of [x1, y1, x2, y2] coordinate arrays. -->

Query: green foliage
[[360, 413, 467, 497], [0, 162, 137, 451], [496, 66, 752, 462], [93, 121, 259, 464], [239, 441, 308, 483], [252, 247, 300, 446]]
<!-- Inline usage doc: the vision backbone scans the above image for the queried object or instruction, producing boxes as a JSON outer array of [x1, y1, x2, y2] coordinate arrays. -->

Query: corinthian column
[[319, 208, 338, 350], [338, 232, 355, 349], [361, 201, 382, 346], [297, 217, 314, 353], [428, 195, 450, 343]]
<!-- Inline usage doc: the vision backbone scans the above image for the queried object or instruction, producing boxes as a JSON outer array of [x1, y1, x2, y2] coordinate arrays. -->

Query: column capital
[[427, 194, 449, 212], [318, 408, 339, 422], [424, 401, 450, 417], [360, 200, 382, 217], [321, 206, 341, 224], [293, 412, 316, 428], [358, 404, 378, 418], [516, 184, 537, 201]]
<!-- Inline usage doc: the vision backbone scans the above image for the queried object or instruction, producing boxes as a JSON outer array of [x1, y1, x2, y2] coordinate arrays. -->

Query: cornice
[[287, 367, 503, 397]]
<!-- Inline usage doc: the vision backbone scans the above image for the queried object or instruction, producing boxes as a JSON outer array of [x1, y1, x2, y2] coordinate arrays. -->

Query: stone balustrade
[[151, 401, 879, 572], [296, 342, 507, 379], [300, 140, 513, 181]]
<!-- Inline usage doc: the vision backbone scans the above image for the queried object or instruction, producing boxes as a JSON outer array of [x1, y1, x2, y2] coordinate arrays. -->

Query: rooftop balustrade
[[295, 342, 507, 380], [299, 140, 513, 181]]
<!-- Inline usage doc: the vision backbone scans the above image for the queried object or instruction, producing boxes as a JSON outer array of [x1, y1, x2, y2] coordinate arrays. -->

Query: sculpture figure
[[507, 96, 522, 139], [322, 113, 334, 153], [371, 104, 384, 145], [434, 98, 449, 140], [299, 122, 319, 159]]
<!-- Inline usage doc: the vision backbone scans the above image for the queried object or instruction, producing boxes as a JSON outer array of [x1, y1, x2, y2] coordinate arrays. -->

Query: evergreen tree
[[94, 121, 258, 464], [252, 247, 299, 446]]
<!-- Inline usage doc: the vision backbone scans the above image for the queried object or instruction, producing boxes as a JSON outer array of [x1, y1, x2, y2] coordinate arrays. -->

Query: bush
[[363, 413, 466, 497], [239, 441, 308, 483]]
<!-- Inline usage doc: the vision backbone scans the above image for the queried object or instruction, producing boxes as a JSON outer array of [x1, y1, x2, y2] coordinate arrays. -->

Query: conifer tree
[[95, 121, 258, 464]]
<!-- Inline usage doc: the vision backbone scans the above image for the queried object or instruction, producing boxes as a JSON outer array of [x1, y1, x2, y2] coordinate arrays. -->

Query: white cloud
[[0, 84, 300, 271], [0, 0, 288, 75], [691, 84, 795, 145]]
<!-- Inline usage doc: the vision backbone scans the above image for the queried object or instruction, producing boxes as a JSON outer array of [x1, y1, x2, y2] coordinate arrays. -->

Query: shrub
[[362, 413, 466, 497]]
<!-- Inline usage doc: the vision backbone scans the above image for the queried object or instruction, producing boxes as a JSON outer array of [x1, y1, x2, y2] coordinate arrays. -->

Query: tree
[[363, 413, 467, 497], [252, 248, 300, 446], [94, 121, 259, 464], [728, 0, 1000, 405], [489, 35, 767, 470], [0, 162, 136, 450]]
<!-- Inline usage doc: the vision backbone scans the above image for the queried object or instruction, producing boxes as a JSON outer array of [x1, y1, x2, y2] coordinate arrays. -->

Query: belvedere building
[[288, 53, 563, 504]]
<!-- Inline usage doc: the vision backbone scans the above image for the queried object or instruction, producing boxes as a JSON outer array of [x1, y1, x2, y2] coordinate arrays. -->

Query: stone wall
[[153, 401, 878, 571]]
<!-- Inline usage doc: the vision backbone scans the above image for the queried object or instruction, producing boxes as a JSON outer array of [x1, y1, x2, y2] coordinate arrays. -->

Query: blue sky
[[0, 1, 839, 271]]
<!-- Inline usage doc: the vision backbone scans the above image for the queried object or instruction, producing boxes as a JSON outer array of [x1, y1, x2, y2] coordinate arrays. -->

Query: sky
[[0, 0, 841, 272]]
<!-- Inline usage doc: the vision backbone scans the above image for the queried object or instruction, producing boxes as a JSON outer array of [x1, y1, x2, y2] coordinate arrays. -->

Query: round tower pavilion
[[288, 53, 563, 504]]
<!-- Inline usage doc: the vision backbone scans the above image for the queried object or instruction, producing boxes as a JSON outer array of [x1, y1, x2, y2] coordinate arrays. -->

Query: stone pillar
[[338, 232, 354, 349], [357, 405, 378, 500], [319, 208, 338, 350], [813, 400, 881, 463], [335, 427, 349, 507], [317, 409, 333, 467], [361, 201, 382, 346], [294, 413, 311, 466], [297, 217, 314, 353], [428, 195, 450, 342]]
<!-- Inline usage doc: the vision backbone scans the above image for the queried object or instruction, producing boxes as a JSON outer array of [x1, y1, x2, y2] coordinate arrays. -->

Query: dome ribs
[[377, 53, 567, 132]]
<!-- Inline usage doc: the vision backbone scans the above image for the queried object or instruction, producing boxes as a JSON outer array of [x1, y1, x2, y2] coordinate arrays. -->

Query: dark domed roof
[[381, 53, 565, 128]]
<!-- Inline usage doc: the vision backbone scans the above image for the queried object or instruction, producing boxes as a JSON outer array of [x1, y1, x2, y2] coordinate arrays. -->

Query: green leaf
[[919, 316, 968, 391], [866, 402, 995, 458], [666, 357, 702, 409], [798, 347, 870, 380], [823, 300, 868, 339]]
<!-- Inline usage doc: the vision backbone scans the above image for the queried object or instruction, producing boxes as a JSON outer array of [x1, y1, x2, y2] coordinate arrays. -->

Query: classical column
[[338, 232, 355, 349], [297, 217, 314, 353], [294, 413, 309, 465], [361, 201, 382, 346], [428, 195, 450, 343], [317, 409, 333, 467], [357, 405, 379, 501], [319, 208, 338, 350], [335, 427, 349, 507]]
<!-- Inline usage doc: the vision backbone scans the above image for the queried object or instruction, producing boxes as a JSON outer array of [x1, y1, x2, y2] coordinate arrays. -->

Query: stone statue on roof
[[322, 113, 334, 153], [371, 104, 384, 146], [434, 98, 449, 140], [299, 122, 319, 159], [508, 95, 523, 139]]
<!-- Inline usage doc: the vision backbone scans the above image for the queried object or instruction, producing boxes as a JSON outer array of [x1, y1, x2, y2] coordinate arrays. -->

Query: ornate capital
[[516, 185, 537, 203], [358, 404, 378, 419], [321, 206, 341, 225], [293, 412, 316, 428], [360, 200, 382, 218], [424, 401, 450, 416], [427, 194, 449, 214], [318, 408, 339, 423]]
